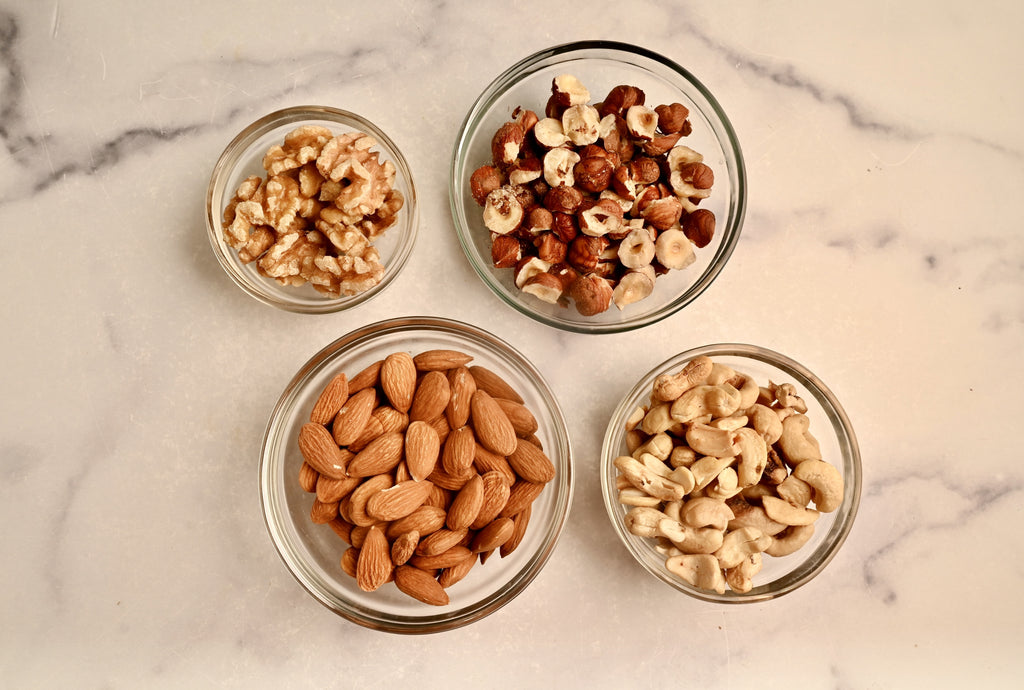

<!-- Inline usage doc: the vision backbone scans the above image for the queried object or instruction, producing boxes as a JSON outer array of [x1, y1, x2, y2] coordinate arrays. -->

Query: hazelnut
[[525, 207, 554, 234], [567, 235, 608, 273], [469, 165, 502, 206], [617, 227, 656, 269], [534, 117, 569, 149], [683, 208, 716, 248], [551, 74, 591, 107], [568, 274, 613, 316], [605, 115, 635, 162], [642, 133, 682, 156], [520, 272, 565, 304], [612, 268, 656, 309], [628, 157, 661, 185], [655, 103, 690, 134], [680, 162, 715, 190], [573, 156, 614, 193], [490, 234, 522, 268], [562, 104, 601, 147], [655, 228, 696, 270], [513, 107, 540, 133], [542, 147, 581, 187], [491, 122, 525, 167], [482, 186, 524, 235], [534, 232, 568, 263], [640, 196, 684, 231], [598, 85, 646, 117], [507, 157, 543, 186], [632, 185, 664, 216], [548, 262, 579, 292], [578, 198, 624, 238], [543, 185, 584, 214], [551, 212, 579, 243], [513, 256, 552, 288], [611, 165, 637, 200], [625, 105, 659, 141]]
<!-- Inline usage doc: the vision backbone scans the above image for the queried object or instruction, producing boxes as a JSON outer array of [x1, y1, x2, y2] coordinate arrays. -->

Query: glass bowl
[[206, 106, 418, 314], [600, 344, 861, 603], [260, 316, 574, 632], [450, 41, 746, 334]]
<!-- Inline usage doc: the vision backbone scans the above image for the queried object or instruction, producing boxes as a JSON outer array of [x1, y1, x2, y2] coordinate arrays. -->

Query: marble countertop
[[2, 1, 1021, 687]]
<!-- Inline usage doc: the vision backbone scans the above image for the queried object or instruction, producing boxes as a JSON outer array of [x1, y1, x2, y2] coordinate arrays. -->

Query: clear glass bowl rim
[[600, 342, 862, 603], [449, 39, 747, 334], [206, 105, 419, 314]]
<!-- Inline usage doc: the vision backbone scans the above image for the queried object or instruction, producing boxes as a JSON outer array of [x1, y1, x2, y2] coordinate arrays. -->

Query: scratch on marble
[[50, 0, 60, 38]]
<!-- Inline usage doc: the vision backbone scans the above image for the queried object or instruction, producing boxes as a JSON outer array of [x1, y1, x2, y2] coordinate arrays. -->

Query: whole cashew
[[776, 474, 813, 507], [666, 554, 727, 594], [777, 414, 822, 466], [689, 454, 734, 491], [705, 467, 742, 500], [733, 427, 768, 488], [685, 423, 737, 457], [747, 403, 783, 445], [623, 506, 670, 538], [727, 500, 788, 536], [633, 432, 674, 461], [681, 496, 735, 530], [615, 455, 689, 501], [651, 355, 713, 401], [715, 526, 772, 569], [725, 552, 763, 594], [762, 495, 820, 526], [792, 458, 844, 512], [670, 384, 742, 424], [765, 523, 815, 557]]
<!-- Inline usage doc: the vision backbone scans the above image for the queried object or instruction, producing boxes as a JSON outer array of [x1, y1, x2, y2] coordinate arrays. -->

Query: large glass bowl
[[260, 317, 573, 632], [207, 106, 417, 314], [600, 343, 861, 602], [450, 41, 745, 334]]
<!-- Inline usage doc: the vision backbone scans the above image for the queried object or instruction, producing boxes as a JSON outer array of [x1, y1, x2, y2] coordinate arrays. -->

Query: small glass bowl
[[600, 344, 861, 603], [206, 106, 418, 314], [260, 316, 574, 633], [450, 41, 746, 334]]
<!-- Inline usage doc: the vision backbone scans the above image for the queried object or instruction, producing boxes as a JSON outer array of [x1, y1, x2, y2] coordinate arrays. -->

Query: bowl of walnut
[[600, 344, 861, 602], [207, 106, 417, 314], [260, 316, 574, 633], [450, 41, 745, 334]]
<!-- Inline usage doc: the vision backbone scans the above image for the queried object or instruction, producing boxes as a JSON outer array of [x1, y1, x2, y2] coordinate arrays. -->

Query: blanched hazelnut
[[551, 74, 591, 107], [542, 148, 580, 187], [561, 104, 601, 147], [533, 117, 569, 148], [625, 105, 658, 141], [483, 186, 524, 234]]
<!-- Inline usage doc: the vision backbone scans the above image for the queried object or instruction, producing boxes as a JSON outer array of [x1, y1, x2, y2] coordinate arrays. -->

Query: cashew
[[762, 495, 820, 526], [670, 525, 725, 555], [669, 445, 697, 468], [729, 373, 761, 410], [640, 402, 675, 435], [681, 497, 734, 530], [638, 451, 672, 477], [715, 526, 772, 569], [706, 363, 736, 385], [667, 465, 696, 495], [733, 427, 768, 488], [776, 474, 813, 507], [670, 384, 742, 423], [685, 423, 737, 457], [777, 414, 822, 466], [651, 356, 713, 402], [690, 454, 734, 491], [623, 506, 670, 538], [614, 455, 689, 501], [663, 500, 683, 523], [617, 486, 662, 508], [666, 554, 727, 594], [633, 432, 674, 461], [765, 523, 815, 557], [705, 467, 742, 500], [727, 500, 788, 536], [747, 403, 783, 445], [726, 552, 763, 594], [772, 381, 808, 413], [710, 414, 748, 431], [792, 459, 844, 512]]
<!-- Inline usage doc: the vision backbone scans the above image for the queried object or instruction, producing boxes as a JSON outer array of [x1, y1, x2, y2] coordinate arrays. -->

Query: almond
[[500, 479, 545, 518], [390, 530, 420, 566], [409, 370, 451, 423], [470, 517, 515, 553], [445, 366, 477, 428], [410, 545, 473, 570], [495, 398, 539, 437], [315, 473, 360, 504], [381, 351, 417, 412], [442, 425, 477, 478], [470, 390, 518, 456], [298, 422, 348, 479], [310, 372, 349, 425], [298, 461, 319, 493], [371, 405, 409, 434], [500, 505, 531, 558], [386, 504, 447, 540], [437, 551, 477, 588], [427, 464, 474, 491], [355, 525, 392, 592], [348, 359, 382, 394], [507, 437, 556, 484], [347, 415, 385, 453], [446, 473, 484, 530], [413, 349, 474, 372], [340, 545, 359, 578], [329, 517, 354, 545], [331, 387, 378, 447], [346, 431, 404, 477], [394, 565, 449, 606], [310, 498, 339, 524], [473, 444, 517, 485], [366, 479, 434, 522], [425, 483, 452, 511], [348, 473, 393, 527], [469, 365, 524, 404], [404, 420, 441, 481], [470, 471, 512, 530], [416, 528, 469, 557]]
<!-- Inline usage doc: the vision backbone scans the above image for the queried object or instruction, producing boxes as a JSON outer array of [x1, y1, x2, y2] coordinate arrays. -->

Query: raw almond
[[473, 444, 517, 485], [340, 546, 359, 578], [410, 545, 473, 570], [405, 420, 440, 481], [429, 414, 451, 446], [416, 528, 469, 557], [310, 498, 340, 524], [355, 525, 392, 592], [446, 473, 484, 530], [331, 387, 378, 447], [390, 530, 420, 566], [495, 398, 538, 437], [470, 471, 512, 530], [437, 551, 477, 588], [446, 366, 477, 428], [372, 405, 409, 434], [500, 479, 545, 518], [298, 422, 348, 479], [348, 473, 394, 527], [348, 415, 385, 452], [348, 359, 382, 394], [469, 365, 524, 404], [381, 351, 417, 413], [310, 372, 349, 425], [442, 425, 477, 477], [500, 505, 531, 557], [413, 349, 474, 372], [427, 464, 474, 491], [315, 473, 360, 503], [366, 479, 434, 522], [298, 461, 319, 493], [386, 504, 447, 540], [470, 517, 515, 553], [394, 565, 449, 606], [409, 370, 451, 422], [329, 517, 354, 545], [507, 437, 556, 484], [346, 431, 404, 477], [470, 390, 518, 456]]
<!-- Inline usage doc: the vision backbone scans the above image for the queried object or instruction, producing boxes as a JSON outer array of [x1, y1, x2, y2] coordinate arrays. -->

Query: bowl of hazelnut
[[207, 106, 418, 314], [600, 344, 862, 602], [450, 41, 745, 333]]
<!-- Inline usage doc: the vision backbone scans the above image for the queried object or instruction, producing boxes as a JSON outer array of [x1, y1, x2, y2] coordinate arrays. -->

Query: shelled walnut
[[469, 75, 716, 315]]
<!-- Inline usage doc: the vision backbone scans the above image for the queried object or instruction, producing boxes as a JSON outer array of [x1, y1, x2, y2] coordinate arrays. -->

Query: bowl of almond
[[600, 344, 861, 602], [450, 41, 745, 333], [260, 316, 573, 632], [207, 106, 418, 314]]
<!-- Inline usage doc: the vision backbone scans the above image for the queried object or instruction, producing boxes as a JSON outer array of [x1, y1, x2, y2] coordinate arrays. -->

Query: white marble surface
[[2, 0, 1022, 687]]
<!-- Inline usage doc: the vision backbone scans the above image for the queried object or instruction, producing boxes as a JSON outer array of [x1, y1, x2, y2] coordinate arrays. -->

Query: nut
[[470, 165, 502, 206], [482, 186, 525, 235], [490, 234, 522, 268], [598, 84, 646, 117], [520, 271, 566, 304], [561, 104, 601, 146], [542, 147, 581, 187], [625, 105, 659, 140], [655, 103, 690, 134], [573, 156, 614, 193], [551, 73, 590, 107], [568, 273, 613, 316], [640, 196, 683, 231], [578, 198, 624, 237], [543, 185, 584, 214], [533, 117, 569, 148], [617, 227, 656, 269], [683, 208, 716, 248], [654, 228, 696, 270], [490, 121, 526, 167]]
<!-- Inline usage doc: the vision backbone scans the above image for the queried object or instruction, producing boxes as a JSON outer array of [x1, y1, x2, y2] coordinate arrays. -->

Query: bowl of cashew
[[600, 344, 861, 602]]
